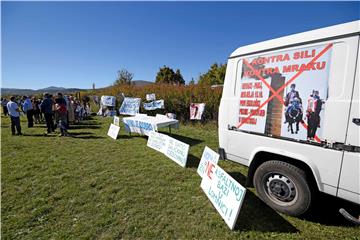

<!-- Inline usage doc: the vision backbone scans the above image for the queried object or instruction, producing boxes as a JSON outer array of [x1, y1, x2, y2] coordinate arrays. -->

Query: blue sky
[[2, 1, 359, 89]]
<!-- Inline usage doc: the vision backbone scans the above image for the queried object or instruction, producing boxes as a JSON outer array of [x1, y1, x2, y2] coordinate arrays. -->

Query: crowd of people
[[1, 92, 91, 137]]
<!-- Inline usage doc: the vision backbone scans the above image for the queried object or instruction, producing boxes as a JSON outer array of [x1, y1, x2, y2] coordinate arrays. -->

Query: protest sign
[[201, 162, 246, 230], [146, 93, 156, 101], [237, 44, 332, 142], [119, 97, 141, 116], [107, 124, 120, 140], [101, 96, 116, 107], [197, 146, 219, 178], [113, 116, 120, 126], [165, 137, 189, 167], [190, 103, 205, 120], [147, 132, 189, 168], [123, 118, 156, 136], [147, 131, 168, 154], [143, 100, 165, 111]]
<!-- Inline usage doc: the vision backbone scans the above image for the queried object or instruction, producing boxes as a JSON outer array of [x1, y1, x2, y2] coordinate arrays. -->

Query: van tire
[[253, 160, 312, 216]]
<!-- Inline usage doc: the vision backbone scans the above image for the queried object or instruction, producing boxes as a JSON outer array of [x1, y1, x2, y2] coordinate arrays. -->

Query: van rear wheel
[[253, 160, 312, 216]]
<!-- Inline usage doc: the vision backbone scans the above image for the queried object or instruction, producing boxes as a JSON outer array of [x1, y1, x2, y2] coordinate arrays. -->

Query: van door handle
[[353, 118, 360, 126]]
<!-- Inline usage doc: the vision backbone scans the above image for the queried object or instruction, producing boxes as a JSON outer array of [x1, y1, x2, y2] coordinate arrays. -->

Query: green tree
[[155, 66, 185, 85], [198, 63, 227, 85], [188, 77, 195, 85], [114, 68, 134, 85]]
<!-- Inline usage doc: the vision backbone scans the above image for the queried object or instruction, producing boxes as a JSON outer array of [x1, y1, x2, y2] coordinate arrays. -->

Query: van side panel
[[219, 35, 359, 203]]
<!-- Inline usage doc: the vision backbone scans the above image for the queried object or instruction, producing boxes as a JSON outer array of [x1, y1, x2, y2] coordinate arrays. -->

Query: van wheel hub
[[266, 174, 296, 202]]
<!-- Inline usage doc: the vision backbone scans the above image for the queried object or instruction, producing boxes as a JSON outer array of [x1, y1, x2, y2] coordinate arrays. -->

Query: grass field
[[1, 115, 359, 239]]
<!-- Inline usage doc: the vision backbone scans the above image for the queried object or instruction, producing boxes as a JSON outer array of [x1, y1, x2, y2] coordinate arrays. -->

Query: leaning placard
[[197, 146, 219, 178], [147, 131, 168, 154], [107, 123, 120, 140], [201, 162, 246, 230], [113, 116, 120, 126], [165, 137, 189, 167]]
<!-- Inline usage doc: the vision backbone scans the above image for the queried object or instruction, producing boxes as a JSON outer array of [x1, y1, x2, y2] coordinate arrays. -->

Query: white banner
[[197, 146, 220, 178], [201, 162, 246, 230], [107, 124, 120, 140], [123, 118, 156, 136], [101, 96, 116, 107], [143, 99, 165, 110], [146, 93, 156, 101], [147, 131, 189, 168], [190, 103, 205, 120], [119, 97, 141, 116]]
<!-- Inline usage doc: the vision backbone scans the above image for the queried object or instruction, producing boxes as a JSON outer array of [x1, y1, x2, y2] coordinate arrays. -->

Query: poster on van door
[[237, 43, 332, 142]]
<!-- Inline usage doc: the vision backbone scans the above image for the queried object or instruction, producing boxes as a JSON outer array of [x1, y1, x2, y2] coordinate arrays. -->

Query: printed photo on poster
[[237, 44, 332, 142], [190, 103, 205, 120]]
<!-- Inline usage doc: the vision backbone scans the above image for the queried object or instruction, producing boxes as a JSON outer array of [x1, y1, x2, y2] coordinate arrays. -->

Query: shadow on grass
[[69, 125, 101, 130], [186, 154, 201, 168], [301, 193, 360, 227], [22, 133, 57, 137], [165, 133, 203, 146], [69, 132, 94, 136], [70, 135, 105, 139], [228, 172, 298, 233]]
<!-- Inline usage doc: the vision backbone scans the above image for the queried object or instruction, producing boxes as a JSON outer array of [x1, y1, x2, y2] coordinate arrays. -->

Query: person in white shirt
[[22, 95, 34, 128], [7, 96, 22, 136]]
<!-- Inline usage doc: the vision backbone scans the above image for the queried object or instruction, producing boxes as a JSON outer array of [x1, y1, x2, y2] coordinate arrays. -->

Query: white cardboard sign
[[147, 131, 189, 168], [107, 124, 120, 140], [197, 146, 220, 178], [201, 162, 246, 230], [113, 116, 120, 126]]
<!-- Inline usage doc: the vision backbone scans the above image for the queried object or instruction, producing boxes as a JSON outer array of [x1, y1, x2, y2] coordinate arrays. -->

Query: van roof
[[230, 20, 360, 59]]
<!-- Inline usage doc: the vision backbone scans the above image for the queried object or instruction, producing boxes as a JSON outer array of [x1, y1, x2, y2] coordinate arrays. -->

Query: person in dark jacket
[[41, 93, 55, 134]]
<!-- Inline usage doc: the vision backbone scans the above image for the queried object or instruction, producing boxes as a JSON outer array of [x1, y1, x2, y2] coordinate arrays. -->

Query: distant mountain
[[132, 80, 154, 86], [1, 86, 88, 96]]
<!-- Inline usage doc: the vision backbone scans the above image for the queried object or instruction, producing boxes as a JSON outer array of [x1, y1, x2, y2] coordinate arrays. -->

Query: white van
[[218, 21, 359, 218]]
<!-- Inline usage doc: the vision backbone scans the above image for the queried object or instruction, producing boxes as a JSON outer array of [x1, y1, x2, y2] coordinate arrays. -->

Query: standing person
[[32, 97, 41, 124], [306, 90, 323, 140], [7, 96, 22, 135], [22, 95, 34, 128], [55, 92, 69, 136], [41, 93, 55, 134], [68, 96, 75, 124], [1, 98, 9, 116]]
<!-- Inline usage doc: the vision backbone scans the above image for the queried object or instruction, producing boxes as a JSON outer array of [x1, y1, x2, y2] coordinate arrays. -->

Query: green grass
[[1, 115, 359, 239]]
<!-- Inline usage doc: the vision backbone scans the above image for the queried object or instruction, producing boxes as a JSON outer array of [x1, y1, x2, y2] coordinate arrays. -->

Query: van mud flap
[[339, 208, 360, 226]]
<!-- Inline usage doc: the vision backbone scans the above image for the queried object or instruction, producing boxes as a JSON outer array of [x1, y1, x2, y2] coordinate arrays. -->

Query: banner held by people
[[119, 97, 141, 116]]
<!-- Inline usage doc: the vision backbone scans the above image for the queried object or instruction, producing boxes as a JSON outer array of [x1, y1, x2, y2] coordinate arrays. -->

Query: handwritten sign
[[107, 124, 120, 140], [119, 97, 141, 116], [113, 116, 120, 126], [146, 93, 156, 101], [147, 131, 168, 154], [147, 131, 189, 168], [123, 118, 155, 136], [197, 146, 219, 178], [144, 99, 165, 110], [101, 95, 116, 107], [165, 137, 189, 167], [201, 162, 246, 230]]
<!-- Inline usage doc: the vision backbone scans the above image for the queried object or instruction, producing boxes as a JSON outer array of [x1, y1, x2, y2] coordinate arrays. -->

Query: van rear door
[[337, 38, 360, 204]]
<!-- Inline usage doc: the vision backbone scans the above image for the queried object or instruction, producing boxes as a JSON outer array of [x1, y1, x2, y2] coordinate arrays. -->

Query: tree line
[[113, 63, 227, 86]]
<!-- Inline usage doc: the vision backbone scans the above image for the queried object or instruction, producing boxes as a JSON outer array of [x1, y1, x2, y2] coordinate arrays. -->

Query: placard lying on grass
[[201, 162, 246, 230], [147, 131, 189, 167], [197, 146, 220, 178], [107, 124, 120, 140]]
